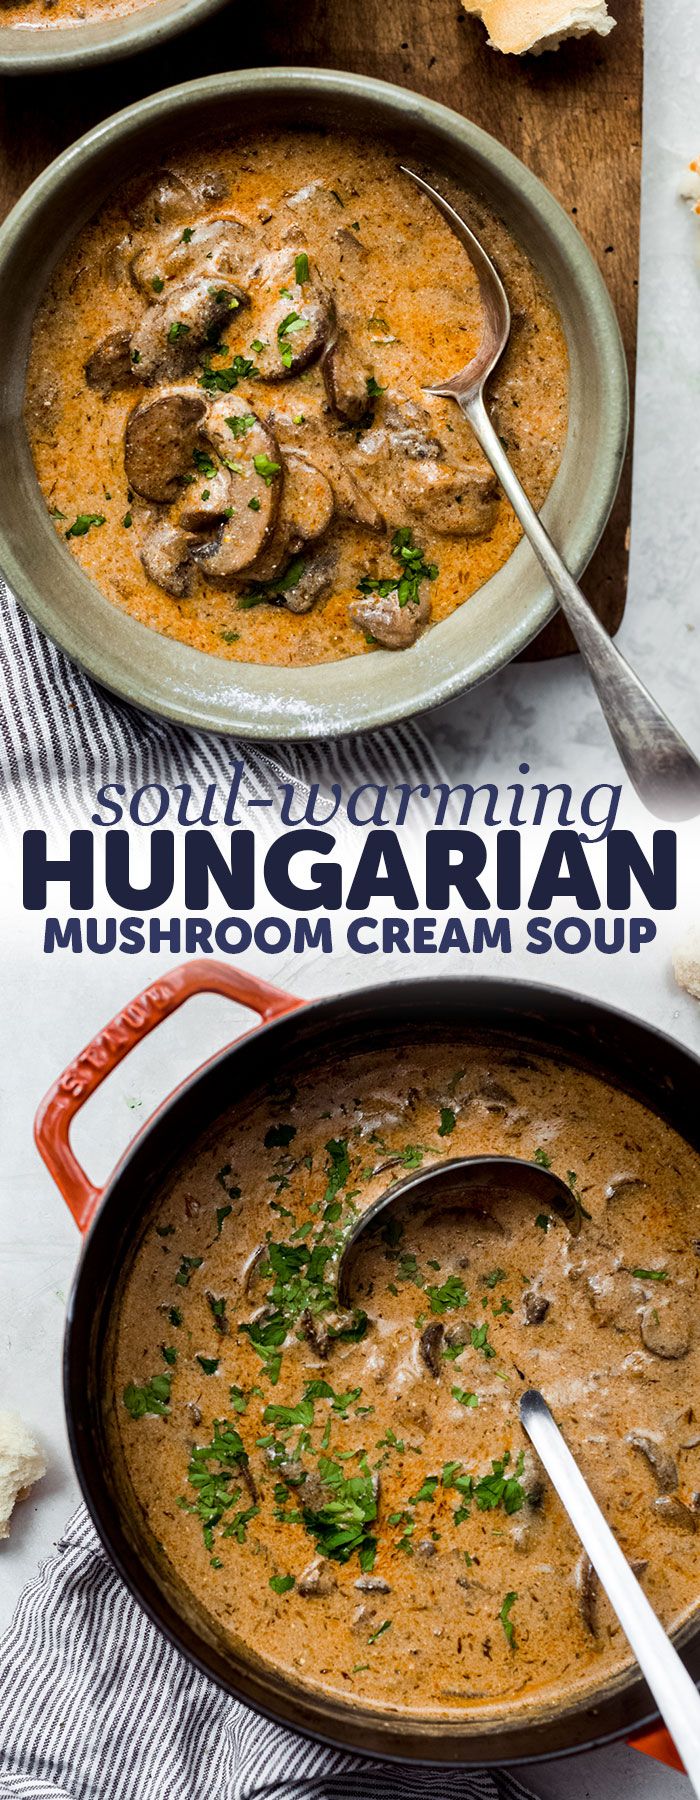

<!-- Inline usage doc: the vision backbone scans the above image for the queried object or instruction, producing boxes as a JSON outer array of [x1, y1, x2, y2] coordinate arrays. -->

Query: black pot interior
[[64, 977, 700, 1766]]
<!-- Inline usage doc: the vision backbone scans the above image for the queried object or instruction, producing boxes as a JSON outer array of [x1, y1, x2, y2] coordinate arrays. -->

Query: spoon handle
[[520, 1389, 700, 1796], [462, 392, 700, 822]]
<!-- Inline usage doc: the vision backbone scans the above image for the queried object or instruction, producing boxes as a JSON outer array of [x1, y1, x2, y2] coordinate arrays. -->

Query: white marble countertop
[[1, 0, 698, 1794]]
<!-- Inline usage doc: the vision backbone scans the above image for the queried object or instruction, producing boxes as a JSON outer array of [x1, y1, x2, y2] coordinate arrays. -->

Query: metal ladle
[[336, 1152, 582, 1305], [401, 166, 700, 824], [521, 1389, 700, 1796]]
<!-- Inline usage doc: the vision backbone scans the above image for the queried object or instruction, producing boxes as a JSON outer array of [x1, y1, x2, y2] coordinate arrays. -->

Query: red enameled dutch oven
[[34, 963, 696, 1772]]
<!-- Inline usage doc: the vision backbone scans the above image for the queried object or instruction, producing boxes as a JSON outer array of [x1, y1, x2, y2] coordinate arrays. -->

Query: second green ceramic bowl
[[0, 0, 230, 75], [0, 68, 628, 740]]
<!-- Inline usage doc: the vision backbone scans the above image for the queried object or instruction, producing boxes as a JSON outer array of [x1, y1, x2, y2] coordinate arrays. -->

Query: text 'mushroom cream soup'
[[25, 133, 568, 664], [114, 1037, 700, 1720]]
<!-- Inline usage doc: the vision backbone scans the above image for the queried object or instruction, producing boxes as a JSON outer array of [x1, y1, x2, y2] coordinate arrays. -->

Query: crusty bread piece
[[673, 925, 700, 1002], [461, 0, 616, 54], [0, 1412, 46, 1539]]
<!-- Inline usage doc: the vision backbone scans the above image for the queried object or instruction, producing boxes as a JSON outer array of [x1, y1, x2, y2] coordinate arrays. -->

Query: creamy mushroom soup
[[1, 0, 145, 25], [114, 1037, 700, 1720], [25, 134, 568, 664]]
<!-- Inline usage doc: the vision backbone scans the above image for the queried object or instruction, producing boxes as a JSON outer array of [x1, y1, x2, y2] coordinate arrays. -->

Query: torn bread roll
[[0, 1412, 46, 1539], [673, 925, 700, 1002], [461, 0, 616, 54]]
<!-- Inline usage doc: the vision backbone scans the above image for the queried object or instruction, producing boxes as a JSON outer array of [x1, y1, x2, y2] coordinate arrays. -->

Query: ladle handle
[[34, 961, 304, 1234], [463, 393, 700, 823], [521, 1389, 700, 1796]]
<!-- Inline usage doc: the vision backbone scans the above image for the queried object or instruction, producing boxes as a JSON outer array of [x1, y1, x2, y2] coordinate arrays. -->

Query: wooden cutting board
[[0, 0, 642, 656]]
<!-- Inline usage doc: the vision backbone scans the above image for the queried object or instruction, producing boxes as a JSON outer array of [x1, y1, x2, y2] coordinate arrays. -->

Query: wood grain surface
[[0, 0, 642, 655]]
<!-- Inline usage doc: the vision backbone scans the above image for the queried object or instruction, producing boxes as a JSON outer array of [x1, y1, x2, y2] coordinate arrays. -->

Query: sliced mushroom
[[398, 457, 499, 537], [627, 1430, 678, 1493], [576, 1551, 648, 1634], [85, 329, 135, 394], [189, 402, 282, 580], [125, 391, 207, 504], [415, 1537, 437, 1559], [176, 468, 238, 533], [269, 397, 384, 530], [523, 1290, 550, 1325], [653, 1496, 697, 1533], [355, 1574, 391, 1593], [323, 326, 371, 423], [419, 1321, 444, 1378], [130, 217, 256, 299], [300, 1308, 329, 1360], [640, 1296, 691, 1360], [275, 542, 339, 615], [140, 520, 195, 598], [248, 248, 334, 381], [350, 582, 431, 649], [130, 276, 248, 385], [586, 1268, 639, 1334], [126, 168, 196, 230], [243, 454, 335, 585], [297, 1557, 336, 1597]]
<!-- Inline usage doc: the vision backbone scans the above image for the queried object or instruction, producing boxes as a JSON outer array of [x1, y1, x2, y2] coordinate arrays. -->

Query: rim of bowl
[[0, 67, 629, 739], [0, 0, 230, 73]]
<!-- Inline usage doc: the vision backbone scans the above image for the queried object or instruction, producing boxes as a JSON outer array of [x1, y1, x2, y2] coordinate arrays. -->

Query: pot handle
[[34, 961, 304, 1235], [629, 1725, 684, 1774]]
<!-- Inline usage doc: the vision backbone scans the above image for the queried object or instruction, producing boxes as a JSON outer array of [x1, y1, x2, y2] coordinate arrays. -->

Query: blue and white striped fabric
[[0, 1507, 536, 1800], [0, 582, 445, 836]]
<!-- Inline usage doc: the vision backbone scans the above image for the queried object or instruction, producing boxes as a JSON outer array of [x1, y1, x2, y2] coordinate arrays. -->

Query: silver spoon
[[521, 1389, 700, 1795], [336, 1152, 584, 1306], [401, 166, 700, 824]]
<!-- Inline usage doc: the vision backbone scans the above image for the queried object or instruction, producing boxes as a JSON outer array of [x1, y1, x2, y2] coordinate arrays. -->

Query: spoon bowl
[[336, 1153, 582, 1307]]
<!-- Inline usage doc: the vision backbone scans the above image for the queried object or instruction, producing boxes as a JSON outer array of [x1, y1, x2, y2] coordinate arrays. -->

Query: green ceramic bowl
[[0, 0, 229, 74], [0, 67, 628, 740]]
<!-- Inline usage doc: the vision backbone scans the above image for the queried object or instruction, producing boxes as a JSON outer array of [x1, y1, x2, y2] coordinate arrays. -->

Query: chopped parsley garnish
[[499, 1590, 518, 1647], [167, 320, 190, 343], [277, 310, 308, 368], [425, 1274, 468, 1315], [200, 353, 259, 393], [535, 1214, 551, 1232], [263, 1399, 315, 1428], [294, 252, 309, 284], [180, 1418, 250, 1549], [196, 1356, 220, 1375], [452, 1387, 479, 1409], [161, 1345, 177, 1366], [229, 1386, 247, 1413], [216, 1204, 233, 1235], [368, 1619, 392, 1644], [358, 527, 438, 609], [175, 1254, 203, 1287], [182, 227, 194, 243], [534, 1147, 551, 1168], [253, 453, 282, 486], [168, 1306, 183, 1328], [269, 1573, 295, 1595], [632, 1267, 669, 1282], [471, 1321, 496, 1358], [122, 511, 133, 529], [240, 1311, 287, 1385], [151, 275, 164, 293], [226, 412, 256, 437], [65, 513, 105, 539], [123, 1372, 171, 1418], [321, 1137, 351, 1219], [302, 1457, 378, 1567], [366, 375, 386, 398], [438, 1107, 456, 1136]]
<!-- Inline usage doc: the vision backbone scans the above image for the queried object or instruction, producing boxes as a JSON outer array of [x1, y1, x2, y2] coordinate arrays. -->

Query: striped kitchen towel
[[0, 583, 444, 836], [0, 1506, 537, 1800]]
